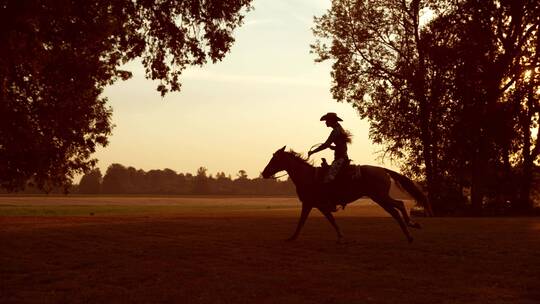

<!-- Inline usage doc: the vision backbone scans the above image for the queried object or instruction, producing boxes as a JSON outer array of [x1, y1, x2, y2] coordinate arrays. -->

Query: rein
[[307, 143, 325, 160], [270, 172, 289, 180]]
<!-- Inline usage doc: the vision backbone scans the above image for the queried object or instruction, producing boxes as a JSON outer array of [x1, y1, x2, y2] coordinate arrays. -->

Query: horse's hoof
[[285, 237, 297, 242]]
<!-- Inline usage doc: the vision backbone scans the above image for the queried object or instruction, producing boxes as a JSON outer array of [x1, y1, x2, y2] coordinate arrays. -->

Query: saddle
[[317, 158, 361, 183], [315, 158, 362, 212]]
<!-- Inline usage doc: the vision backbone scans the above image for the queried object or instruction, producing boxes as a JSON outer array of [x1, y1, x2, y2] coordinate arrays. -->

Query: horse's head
[[262, 146, 288, 179]]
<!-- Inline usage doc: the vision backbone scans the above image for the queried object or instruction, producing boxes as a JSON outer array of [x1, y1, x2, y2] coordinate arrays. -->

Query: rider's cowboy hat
[[320, 112, 343, 122]]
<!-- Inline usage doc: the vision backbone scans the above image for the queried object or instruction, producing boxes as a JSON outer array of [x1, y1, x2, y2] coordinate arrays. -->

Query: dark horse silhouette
[[262, 146, 434, 243]]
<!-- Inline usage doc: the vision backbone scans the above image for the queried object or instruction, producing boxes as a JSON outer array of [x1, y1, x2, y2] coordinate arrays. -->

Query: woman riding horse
[[308, 112, 351, 181], [262, 147, 432, 243], [308, 112, 352, 210]]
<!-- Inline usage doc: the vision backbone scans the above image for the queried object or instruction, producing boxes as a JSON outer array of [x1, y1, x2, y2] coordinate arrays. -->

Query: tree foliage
[[0, 0, 252, 191], [313, 0, 540, 214], [78, 168, 102, 194]]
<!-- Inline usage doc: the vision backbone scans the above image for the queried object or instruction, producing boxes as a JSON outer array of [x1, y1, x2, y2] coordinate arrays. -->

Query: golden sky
[[94, 0, 391, 179]]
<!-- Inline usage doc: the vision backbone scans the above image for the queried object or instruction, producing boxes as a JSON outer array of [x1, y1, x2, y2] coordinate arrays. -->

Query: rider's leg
[[320, 159, 345, 211], [323, 158, 343, 183]]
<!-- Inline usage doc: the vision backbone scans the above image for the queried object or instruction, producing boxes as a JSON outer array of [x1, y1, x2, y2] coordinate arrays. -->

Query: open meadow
[[1, 196, 539, 304]]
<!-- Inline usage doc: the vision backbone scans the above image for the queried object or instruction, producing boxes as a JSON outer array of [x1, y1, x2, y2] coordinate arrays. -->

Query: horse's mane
[[286, 150, 315, 167]]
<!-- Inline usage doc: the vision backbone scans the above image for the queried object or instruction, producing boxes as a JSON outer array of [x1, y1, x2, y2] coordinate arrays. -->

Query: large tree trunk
[[470, 148, 485, 214], [517, 85, 537, 211], [412, 0, 437, 215]]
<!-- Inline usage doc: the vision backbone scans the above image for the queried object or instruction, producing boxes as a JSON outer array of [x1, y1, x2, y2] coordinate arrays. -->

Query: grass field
[[1, 196, 539, 303]]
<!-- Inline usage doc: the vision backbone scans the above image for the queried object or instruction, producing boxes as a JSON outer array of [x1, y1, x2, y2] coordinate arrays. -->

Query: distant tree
[[216, 172, 227, 180], [192, 166, 209, 194], [129, 168, 147, 193], [174, 173, 189, 194], [233, 169, 250, 194], [0, 0, 253, 191], [78, 169, 102, 194], [196, 167, 208, 177], [146, 169, 162, 193], [237, 170, 248, 180], [161, 168, 179, 194], [213, 171, 233, 194], [101, 164, 129, 194]]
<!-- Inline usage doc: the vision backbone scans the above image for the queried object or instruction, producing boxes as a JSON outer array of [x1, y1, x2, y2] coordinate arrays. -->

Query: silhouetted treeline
[[76, 164, 295, 195]]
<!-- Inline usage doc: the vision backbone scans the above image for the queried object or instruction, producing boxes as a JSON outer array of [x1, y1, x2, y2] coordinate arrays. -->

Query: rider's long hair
[[343, 129, 353, 144]]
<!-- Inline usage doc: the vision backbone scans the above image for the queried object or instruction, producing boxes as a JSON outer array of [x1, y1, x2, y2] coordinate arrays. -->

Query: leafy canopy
[[0, 0, 252, 191]]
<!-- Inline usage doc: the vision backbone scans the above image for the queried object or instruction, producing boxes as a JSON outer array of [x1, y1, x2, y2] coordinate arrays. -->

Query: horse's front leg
[[286, 203, 312, 241], [319, 208, 344, 242]]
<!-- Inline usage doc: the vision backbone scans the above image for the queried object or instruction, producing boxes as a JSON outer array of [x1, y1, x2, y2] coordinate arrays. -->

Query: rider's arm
[[308, 133, 334, 156]]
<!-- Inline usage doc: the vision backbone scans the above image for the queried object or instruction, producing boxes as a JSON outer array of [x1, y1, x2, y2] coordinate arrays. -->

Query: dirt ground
[[1, 197, 539, 304]]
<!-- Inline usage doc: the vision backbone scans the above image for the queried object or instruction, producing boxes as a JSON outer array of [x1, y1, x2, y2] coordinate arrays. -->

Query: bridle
[[268, 143, 323, 180], [270, 172, 289, 180]]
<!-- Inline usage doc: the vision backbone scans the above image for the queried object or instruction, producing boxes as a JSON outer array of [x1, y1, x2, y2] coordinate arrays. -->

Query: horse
[[261, 146, 433, 243]]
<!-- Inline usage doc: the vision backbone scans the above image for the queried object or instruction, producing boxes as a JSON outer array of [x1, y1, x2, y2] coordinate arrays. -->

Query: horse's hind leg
[[374, 197, 413, 243], [390, 199, 421, 229]]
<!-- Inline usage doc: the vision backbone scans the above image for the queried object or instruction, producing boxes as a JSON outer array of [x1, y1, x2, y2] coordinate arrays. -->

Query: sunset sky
[[96, 0, 390, 179]]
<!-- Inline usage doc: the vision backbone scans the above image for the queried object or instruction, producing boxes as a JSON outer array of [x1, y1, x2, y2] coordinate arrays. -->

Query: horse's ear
[[279, 145, 286, 152]]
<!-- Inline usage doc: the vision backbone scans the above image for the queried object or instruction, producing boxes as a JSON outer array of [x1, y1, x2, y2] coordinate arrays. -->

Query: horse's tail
[[384, 169, 434, 217]]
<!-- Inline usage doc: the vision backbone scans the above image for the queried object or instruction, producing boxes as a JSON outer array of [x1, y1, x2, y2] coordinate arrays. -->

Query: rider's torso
[[329, 125, 348, 160]]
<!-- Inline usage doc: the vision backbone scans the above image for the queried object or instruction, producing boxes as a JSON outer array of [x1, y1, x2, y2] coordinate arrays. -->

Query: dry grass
[[1, 197, 539, 304]]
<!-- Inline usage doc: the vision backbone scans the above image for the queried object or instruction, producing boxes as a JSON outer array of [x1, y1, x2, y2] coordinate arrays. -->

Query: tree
[[192, 166, 209, 194], [214, 171, 233, 194], [0, 0, 253, 191], [78, 168, 102, 194], [312, 0, 440, 213], [101, 163, 129, 194], [313, 0, 539, 214], [237, 170, 248, 180], [425, 0, 539, 211]]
